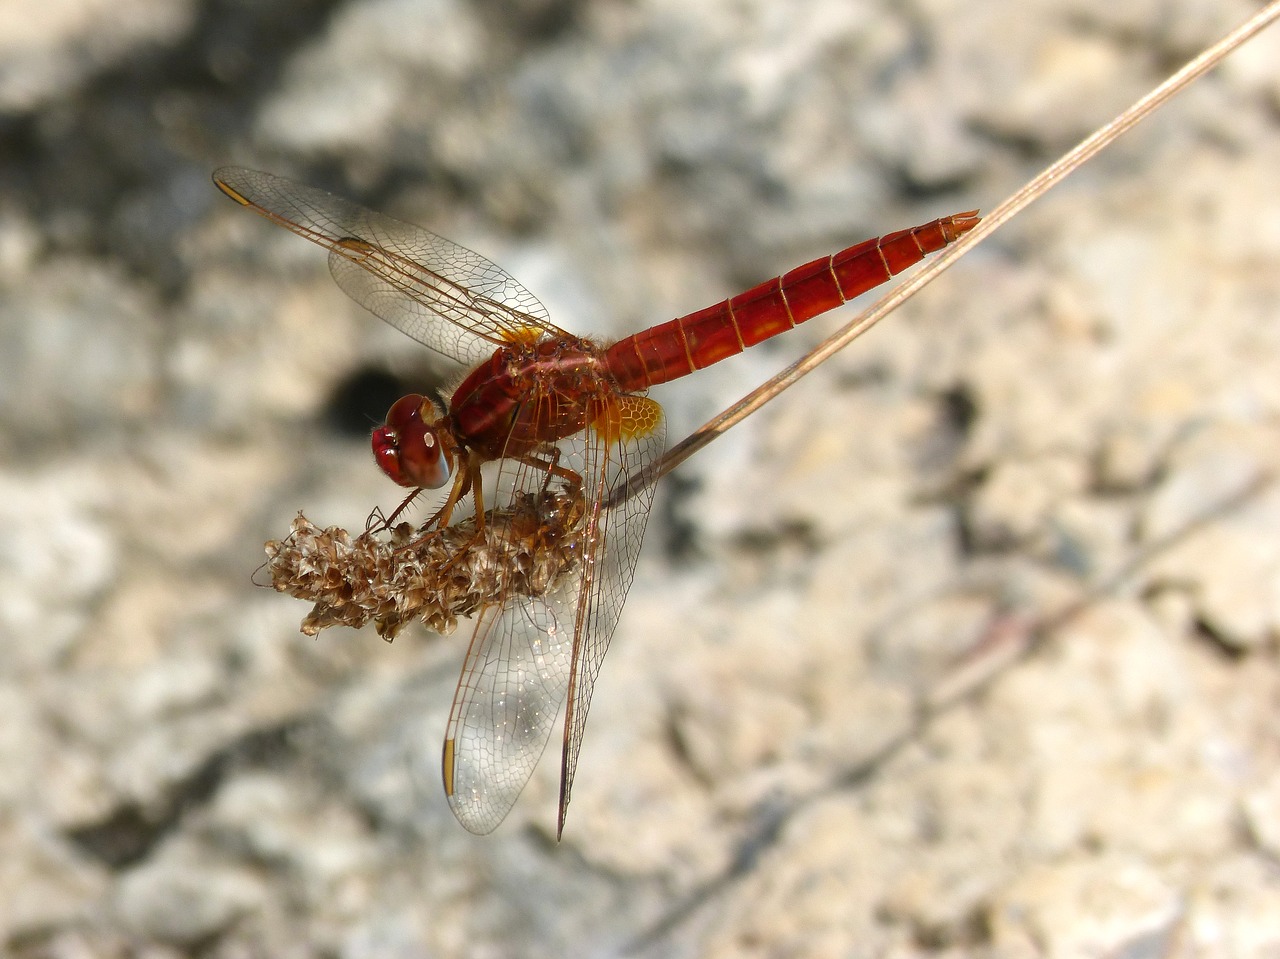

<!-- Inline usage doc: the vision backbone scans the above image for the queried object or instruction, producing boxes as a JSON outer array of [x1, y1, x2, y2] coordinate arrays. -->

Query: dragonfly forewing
[[213, 166, 564, 367]]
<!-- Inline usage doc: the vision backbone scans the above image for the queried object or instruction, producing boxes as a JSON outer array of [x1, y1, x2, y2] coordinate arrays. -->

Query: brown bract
[[264, 489, 585, 640]]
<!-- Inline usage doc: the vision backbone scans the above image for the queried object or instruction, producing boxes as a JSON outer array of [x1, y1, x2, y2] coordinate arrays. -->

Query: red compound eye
[[371, 394, 452, 489]]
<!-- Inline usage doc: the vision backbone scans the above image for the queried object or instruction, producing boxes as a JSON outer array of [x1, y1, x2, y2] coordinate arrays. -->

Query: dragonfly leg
[[518, 446, 584, 501], [368, 454, 473, 541], [425, 456, 495, 573], [366, 488, 424, 533], [421, 461, 477, 531]]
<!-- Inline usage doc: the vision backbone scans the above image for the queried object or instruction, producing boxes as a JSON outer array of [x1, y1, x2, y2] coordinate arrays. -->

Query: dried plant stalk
[[264, 488, 585, 640]]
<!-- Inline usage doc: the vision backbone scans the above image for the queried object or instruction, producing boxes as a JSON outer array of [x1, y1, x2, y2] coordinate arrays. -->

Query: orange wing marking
[[591, 396, 663, 448]]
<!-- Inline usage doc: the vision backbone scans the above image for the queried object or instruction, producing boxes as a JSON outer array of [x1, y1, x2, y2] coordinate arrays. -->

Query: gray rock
[[3, 0, 1279, 954]]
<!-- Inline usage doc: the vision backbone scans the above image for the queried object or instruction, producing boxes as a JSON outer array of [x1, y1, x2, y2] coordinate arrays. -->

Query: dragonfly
[[213, 166, 978, 837]]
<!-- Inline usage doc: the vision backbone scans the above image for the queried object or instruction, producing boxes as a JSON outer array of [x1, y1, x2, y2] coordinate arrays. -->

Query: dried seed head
[[264, 489, 585, 640]]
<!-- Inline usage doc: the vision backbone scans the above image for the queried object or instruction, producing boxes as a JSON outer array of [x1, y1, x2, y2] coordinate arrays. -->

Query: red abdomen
[[604, 211, 979, 390]]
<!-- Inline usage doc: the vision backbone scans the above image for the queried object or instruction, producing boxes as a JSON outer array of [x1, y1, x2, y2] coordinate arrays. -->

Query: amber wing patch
[[591, 395, 662, 447]]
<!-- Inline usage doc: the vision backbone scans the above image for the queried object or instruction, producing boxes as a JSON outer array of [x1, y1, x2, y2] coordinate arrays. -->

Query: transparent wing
[[213, 166, 565, 367], [441, 393, 665, 835], [557, 394, 665, 837], [442, 580, 579, 835]]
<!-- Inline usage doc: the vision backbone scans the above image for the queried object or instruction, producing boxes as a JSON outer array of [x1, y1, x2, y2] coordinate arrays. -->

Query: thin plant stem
[[609, 0, 1280, 509]]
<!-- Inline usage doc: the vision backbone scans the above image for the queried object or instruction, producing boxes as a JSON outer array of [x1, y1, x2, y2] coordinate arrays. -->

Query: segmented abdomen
[[604, 211, 979, 391]]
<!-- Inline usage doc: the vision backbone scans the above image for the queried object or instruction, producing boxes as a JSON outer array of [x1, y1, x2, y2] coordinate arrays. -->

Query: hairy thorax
[[449, 335, 621, 460]]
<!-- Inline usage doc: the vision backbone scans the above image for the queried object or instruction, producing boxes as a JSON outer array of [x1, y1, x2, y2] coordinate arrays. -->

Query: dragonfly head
[[372, 394, 454, 489]]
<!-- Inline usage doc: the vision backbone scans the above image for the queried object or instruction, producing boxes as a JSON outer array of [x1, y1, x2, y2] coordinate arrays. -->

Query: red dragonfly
[[213, 166, 978, 836]]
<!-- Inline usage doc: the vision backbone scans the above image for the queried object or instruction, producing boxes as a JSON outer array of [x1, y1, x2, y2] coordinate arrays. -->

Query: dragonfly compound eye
[[372, 394, 453, 489]]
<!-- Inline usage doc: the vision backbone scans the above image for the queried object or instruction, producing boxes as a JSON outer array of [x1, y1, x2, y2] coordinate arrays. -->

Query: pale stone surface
[[2, 0, 1279, 955], [0, 816, 109, 942], [112, 840, 266, 945], [0, 0, 192, 109]]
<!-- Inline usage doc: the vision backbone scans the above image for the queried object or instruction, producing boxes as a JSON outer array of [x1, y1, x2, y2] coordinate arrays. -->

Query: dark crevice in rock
[[321, 365, 415, 438], [0, 0, 346, 294], [65, 719, 307, 869]]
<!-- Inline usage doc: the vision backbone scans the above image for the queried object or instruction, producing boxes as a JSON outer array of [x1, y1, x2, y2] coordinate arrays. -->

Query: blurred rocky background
[[2, 0, 1280, 955]]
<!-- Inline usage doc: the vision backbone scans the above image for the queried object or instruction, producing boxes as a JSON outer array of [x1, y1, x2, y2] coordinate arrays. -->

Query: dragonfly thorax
[[449, 337, 616, 461]]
